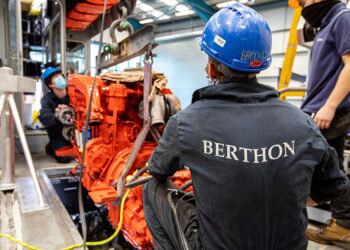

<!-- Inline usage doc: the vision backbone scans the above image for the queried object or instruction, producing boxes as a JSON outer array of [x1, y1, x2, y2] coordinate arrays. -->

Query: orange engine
[[58, 74, 192, 248]]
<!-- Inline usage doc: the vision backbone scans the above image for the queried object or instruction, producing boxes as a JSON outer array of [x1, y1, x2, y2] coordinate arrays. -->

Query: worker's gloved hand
[[111, 176, 126, 207], [55, 104, 69, 117]]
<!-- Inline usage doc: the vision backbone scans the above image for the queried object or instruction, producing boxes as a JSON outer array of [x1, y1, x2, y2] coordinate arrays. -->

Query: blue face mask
[[54, 76, 67, 89]]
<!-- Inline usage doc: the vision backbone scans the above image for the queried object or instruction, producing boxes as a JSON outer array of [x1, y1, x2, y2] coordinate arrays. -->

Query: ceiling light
[[139, 18, 154, 24], [175, 10, 195, 16], [139, 3, 154, 12], [216, 1, 237, 8], [175, 4, 189, 12], [161, 0, 179, 6], [152, 10, 163, 17], [31, 0, 43, 10], [29, 0, 43, 15]]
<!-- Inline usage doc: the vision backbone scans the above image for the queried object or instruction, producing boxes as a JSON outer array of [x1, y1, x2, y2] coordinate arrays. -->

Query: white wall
[[152, 6, 309, 108], [256, 6, 309, 88], [153, 38, 208, 108]]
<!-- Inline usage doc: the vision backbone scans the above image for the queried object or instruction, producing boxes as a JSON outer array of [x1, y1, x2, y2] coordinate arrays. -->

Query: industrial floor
[[0, 153, 81, 250], [0, 153, 344, 249]]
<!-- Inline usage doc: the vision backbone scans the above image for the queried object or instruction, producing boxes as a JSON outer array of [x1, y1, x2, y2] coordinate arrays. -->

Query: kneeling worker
[[39, 67, 72, 163], [142, 3, 349, 249]]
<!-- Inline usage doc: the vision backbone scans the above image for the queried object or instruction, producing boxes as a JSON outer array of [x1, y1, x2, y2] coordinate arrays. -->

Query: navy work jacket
[[39, 91, 71, 151], [148, 79, 349, 250]]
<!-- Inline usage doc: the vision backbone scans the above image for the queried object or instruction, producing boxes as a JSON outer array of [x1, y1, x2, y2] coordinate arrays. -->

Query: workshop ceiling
[[64, 0, 285, 31], [129, 0, 285, 24]]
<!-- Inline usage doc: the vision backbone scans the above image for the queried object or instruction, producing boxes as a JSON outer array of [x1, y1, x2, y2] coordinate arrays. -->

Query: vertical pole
[[1, 101, 15, 187], [56, 0, 66, 76], [7, 94, 45, 205], [85, 41, 91, 74], [15, 0, 23, 76], [0, 69, 14, 189], [49, 24, 54, 63], [0, 94, 6, 116], [15, 0, 25, 123], [0, 94, 15, 189]]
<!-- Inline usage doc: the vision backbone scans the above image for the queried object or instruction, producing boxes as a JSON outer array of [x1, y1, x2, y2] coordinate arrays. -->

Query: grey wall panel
[[15, 134, 49, 154], [258, 6, 294, 32]]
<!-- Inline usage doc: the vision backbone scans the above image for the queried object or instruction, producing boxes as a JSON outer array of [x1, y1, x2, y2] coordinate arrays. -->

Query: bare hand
[[111, 176, 126, 207], [313, 104, 336, 130], [307, 196, 318, 207]]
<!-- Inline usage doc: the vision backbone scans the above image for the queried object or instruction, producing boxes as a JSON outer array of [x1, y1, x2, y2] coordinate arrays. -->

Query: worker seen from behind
[[141, 4, 349, 249], [39, 67, 72, 163], [288, 0, 350, 247]]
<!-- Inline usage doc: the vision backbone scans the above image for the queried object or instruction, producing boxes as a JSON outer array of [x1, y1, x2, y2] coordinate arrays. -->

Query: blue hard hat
[[42, 67, 62, 85], [196, 3, 272, 72]]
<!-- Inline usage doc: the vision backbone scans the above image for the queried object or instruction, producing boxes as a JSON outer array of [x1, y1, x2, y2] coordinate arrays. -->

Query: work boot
[[45, 142, 54, 156], [306, 218, 350, 249], [55, 156, 73, 164]]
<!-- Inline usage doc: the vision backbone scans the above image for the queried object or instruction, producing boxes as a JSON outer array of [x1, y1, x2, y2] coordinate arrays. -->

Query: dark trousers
[[326, 133, 350, 228], [320, 107, 350, 228], [142, 179, 202, 250]]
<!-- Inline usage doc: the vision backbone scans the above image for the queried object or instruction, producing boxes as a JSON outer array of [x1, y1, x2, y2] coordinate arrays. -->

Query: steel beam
[[184, 0, 216, 22], [98, 25, 158, 70], [56, 0, 66, 76], [126, 17, 144, 31]]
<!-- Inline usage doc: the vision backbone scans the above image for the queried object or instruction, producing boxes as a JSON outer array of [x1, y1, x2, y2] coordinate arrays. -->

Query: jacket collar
[[47, 90, 69, 102], [192, 79, 279, 103], [321, 2, 346, 28], [47, 91, 57, 100]]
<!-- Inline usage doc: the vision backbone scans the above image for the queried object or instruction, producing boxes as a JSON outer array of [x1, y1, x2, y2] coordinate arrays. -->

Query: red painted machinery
[[57, 73, 192, 248]]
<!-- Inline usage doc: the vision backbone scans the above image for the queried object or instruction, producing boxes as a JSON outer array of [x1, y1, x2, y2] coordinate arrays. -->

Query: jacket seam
[[174, 115, 185, 158]]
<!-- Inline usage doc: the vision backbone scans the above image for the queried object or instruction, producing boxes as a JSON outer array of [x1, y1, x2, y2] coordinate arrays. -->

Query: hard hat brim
[[195, 36, 202, 46]]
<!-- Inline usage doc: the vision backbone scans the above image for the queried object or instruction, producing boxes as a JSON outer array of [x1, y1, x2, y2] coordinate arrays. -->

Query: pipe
[[56, 0, 66, 76], [0, 94, 6, 117], [49, 24, 55, 63], [279, 86, 307, 94], [7, 94, 45, 206], [126, 176, 153, 189], [67, 39, 90, 73], [156, 30, 203, 43], [15, 0, 23, 76], [0, 99, 15, 188], [180, 180, 193, 191], [150, 126, 162, 141], [43, 13, 60, 36]]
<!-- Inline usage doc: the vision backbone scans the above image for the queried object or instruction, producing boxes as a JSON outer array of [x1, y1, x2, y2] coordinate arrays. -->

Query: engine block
[[58, 73, 192, 248]]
